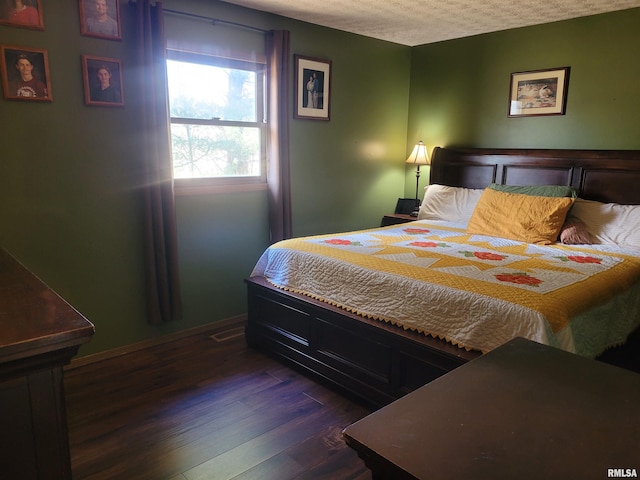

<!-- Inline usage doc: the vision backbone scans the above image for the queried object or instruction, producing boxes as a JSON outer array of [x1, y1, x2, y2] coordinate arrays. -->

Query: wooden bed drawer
[[314, 316, 393, 388], [249, 291, 313, 349], [395, 344, 464, 394], [245, 277, 478, 406]]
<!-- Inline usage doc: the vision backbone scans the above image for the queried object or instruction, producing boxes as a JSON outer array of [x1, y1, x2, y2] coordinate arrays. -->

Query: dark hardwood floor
[[64, 321, 373, 480]]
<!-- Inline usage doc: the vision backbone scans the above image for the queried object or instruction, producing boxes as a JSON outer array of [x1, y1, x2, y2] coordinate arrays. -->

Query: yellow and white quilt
[[251, 220, 640, 357]]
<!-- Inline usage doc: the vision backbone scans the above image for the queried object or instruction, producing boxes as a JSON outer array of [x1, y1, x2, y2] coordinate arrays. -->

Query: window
[[166, 50, 266, 191]]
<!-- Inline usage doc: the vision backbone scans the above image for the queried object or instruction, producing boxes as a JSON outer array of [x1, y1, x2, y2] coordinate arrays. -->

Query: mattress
[[251, 220, 640, 357]]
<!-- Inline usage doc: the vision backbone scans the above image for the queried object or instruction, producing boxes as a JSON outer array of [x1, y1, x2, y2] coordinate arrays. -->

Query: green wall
[[0, 0, 410, 355], [2, 1, 638, 356], [405, 8, 640, 197]]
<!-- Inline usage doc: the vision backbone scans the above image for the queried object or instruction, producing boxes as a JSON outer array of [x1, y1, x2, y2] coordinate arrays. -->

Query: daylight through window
[[166, 51, 266, 187]]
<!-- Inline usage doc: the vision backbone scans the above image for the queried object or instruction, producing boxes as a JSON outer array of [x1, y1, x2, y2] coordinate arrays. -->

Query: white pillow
[[418, 184, 484, 225], [571, 198, 640, 248]]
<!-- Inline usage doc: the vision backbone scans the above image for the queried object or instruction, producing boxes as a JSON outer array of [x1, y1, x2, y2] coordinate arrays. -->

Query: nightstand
[[380, 214, 417, 227]]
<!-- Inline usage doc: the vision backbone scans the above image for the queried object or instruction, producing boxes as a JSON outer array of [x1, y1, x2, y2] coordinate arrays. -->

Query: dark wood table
[[0, 248, 95, 479], [343, 337, 640, 480]]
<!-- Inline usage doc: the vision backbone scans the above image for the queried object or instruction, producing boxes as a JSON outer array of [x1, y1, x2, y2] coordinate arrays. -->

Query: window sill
[[174, 181, 267, 196]]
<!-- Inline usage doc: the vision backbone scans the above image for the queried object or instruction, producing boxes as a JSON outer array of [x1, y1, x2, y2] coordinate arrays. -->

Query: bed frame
[[245, 147, 640, 407]]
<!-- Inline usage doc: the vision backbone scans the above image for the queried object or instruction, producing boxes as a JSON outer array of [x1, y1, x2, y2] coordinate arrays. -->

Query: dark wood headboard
[[429, 147, 640, 205]]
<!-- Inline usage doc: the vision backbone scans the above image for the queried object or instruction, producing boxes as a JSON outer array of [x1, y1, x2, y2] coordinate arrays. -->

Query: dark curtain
[[135, 1, 182, 324], [265, 30, 292, 243]]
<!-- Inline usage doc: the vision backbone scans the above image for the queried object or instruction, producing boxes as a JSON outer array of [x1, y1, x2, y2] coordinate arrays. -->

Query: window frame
[[166, 49, 267, 195]]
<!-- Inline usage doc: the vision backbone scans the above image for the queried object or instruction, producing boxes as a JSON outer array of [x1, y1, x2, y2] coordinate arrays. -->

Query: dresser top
[[0, 249, 94, 364]]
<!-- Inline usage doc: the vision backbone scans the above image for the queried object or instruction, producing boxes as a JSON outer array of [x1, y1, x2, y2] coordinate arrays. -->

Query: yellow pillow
[[467, 189, 574, 245]]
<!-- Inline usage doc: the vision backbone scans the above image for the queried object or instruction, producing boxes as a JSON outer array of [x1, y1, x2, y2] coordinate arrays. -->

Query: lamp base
[[410, 197, 421, 217], [412, 166, 422, 218]]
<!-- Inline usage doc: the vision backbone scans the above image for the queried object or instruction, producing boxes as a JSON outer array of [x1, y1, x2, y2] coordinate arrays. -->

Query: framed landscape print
[[508, 67, 570, 117], [0, 45, 52, 101], [294, 54, 331, 121], [79, 0, 121, 40], [0, 0, 44, 30], [82, 55, 124, 107]]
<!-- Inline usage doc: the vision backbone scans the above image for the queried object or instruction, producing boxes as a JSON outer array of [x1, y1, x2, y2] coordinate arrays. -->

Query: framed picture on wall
[[0, 0, 44, 30], [294, 54, 331, 121], [508, 67, 570, 117], [82, 55, 124, 106], [79, 0, 121, 40], [0, 45, 52, 101]]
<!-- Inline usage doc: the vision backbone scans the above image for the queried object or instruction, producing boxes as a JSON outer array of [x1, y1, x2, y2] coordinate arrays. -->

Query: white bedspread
[[252, 220, 640, 357]]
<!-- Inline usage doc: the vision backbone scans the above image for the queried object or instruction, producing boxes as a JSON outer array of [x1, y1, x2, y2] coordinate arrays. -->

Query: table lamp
[[405, 141, 430, 216]]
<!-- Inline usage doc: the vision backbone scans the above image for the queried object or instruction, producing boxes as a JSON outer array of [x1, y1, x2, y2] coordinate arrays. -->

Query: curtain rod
[[164, 7, 268, 34], [128, 2, 268, 33]]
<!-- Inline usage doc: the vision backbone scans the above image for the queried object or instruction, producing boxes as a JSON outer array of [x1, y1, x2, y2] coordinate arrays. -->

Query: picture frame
[[79, 0, 121, 40], [294, 54, 331, 121], [82, 55, 124, 107], [0, 45, 52, 101], [0, 0, 44, 30], [508, 67, 570, 117]]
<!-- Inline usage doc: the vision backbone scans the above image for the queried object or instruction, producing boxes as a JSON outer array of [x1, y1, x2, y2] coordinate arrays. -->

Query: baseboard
[[67, 315, 247, 370]]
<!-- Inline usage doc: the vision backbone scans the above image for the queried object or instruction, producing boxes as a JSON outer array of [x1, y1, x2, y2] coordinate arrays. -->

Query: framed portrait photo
[[508, 67, 570, 117], [0, 0, 44, 30], [79, 0, 121, 40], [0, 45, 52, 101], [82, 55, 124, 107], [294, 54, 331, 121]]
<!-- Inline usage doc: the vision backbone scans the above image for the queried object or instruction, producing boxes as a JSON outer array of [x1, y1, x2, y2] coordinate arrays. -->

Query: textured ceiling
[[222, 0, 640, 46]]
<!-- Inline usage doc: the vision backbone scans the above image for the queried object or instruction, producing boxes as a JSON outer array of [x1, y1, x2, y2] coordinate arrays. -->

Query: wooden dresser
[[343, 337, 640, 479], [0, 248, 94, 479]]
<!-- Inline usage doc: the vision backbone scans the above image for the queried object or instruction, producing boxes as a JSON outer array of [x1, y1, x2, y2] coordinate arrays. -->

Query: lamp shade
[[405, 141, 430, 165]]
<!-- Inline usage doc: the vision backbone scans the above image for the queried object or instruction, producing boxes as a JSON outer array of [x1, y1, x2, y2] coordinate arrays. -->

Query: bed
[[245, 147, 640, 407]]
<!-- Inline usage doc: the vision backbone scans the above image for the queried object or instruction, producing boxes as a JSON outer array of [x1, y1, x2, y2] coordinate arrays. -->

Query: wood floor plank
[[229, 454, 305, 480], [74, 388, 324, 479], [65, 321, 373, 479], [182, 396, 336, 479], [290, 446, 370, 480]]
